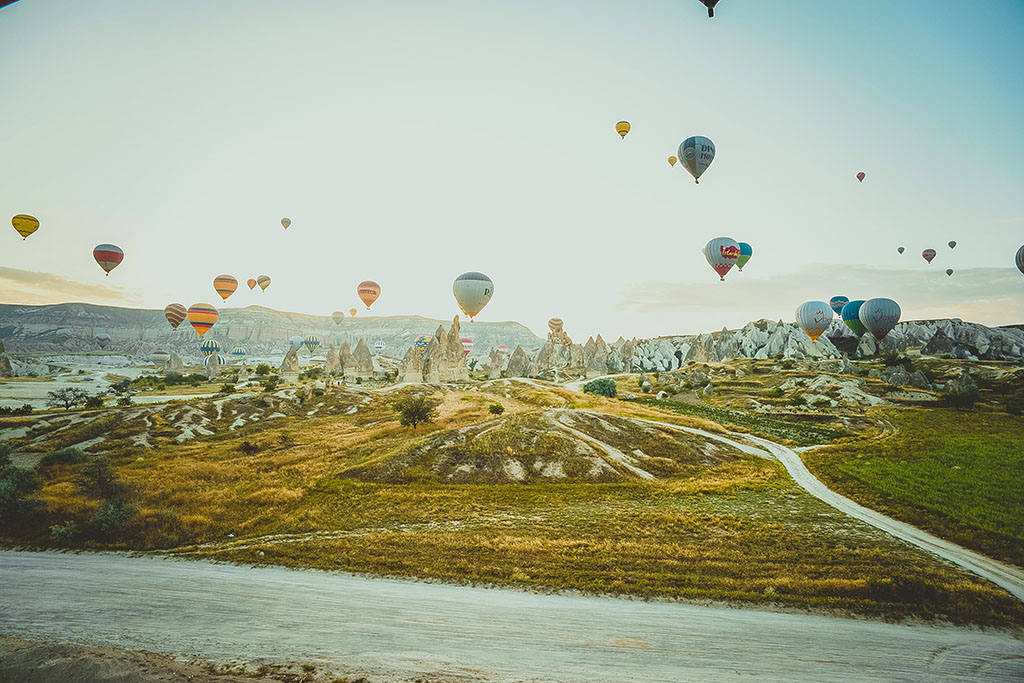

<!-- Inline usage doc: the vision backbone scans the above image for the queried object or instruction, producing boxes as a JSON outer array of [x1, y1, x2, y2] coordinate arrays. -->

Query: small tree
[[583, 378, 617, 398], [488, 403, 505, 415], [76, 455, 129, 500], [262, 377, 279, 392], [395, 395, 437, 429], [255, 364, 271, 377], [46, 388, 89, 410], [238, 441, 261, 456], [85, 395, 104, 409], [219, 382, 235, 394], [117, 395, 132, 407]]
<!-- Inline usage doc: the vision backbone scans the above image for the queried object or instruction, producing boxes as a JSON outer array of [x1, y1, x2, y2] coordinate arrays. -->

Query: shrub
[[38, 446, 87, 468], [46, 388, 89, 410], [88, 499, 138, 539], [0, 442, 10, 470], [238, 441, 261, 456], [49, 520, 78, 544], [262, 377, 280, 392], [255, 364, 271, 377], [117, 395, 132, 407], [780, 359, 795, 369], [583, 378, 617, 398], [395, 395, 437, 429], [940, 387, 980, 409], [300, 367, 324, 381], [219, 383, 235, 394], [488, 403, 505, 415], [763, 387, 784, 398], [0, 404, 32, 417], [84, 396, 104, 409], [76, 455, 130, 499], [0, 465, 41, 517], [356, 377, 363, 385]]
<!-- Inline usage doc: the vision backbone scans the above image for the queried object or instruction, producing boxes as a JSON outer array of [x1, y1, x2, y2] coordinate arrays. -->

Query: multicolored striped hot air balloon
[[257, 275, 271, 292], [303, 335, 321, 353], [829, 296, 850, 316], [203, 353, 226, 367], [548, 318, 564, 334], [309, 357, 326, 367], [95, 332, 111, 348], [164, 303, 187, 329], [460, 338, 473, 355], [247, 278, 257, 291], [187, 303, 218, 338], [413, 335, 433, 353], [93, 244, 124, 276], [736, 242, 753, 271], [841, 300, 867, 336], [332, 311, 345, 325], [615, 121, 630, 139], [55, 328, 72, 341], [856, 172, 866, 182], [200, 339, 221, 357], [357, 281, 381, 309], [151, 351, 170, 364], [230, 345, 247, 358], [213, 275, 238, 301], [11, 214, 39, 240]]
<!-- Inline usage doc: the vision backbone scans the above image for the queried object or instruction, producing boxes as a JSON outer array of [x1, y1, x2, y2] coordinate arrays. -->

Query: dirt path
[[2, 551, 1022, 682]]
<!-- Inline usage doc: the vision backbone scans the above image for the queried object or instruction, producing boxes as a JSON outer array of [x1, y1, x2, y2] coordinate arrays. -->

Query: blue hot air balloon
[[841, 300, 867, 336], [200, 339, 221, 357], [829, 296, 850, 316]]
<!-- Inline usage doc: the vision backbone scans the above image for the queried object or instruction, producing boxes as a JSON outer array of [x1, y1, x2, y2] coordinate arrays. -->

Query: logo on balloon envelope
[[719, 245, 740, 259]]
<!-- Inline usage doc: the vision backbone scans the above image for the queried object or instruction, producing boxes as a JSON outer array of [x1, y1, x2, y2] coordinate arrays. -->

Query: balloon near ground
[[856, 172, 866, 182], [164, 303, 187, 329], [373, 340, 386, 353], [349, 308, 357, 317], [548, 318, 564, 333], [95, 332, 111, 348], [247, 278, 257, 290], [203, 353, 225, 367], [11, 214, 39, 239], [332, 311, 345, 325], [281, 218, 291, 229], [922, 249, 936, 263], [736, 242, 752, 271], [357, 281, 381, 309], [289, 335, 303, 350], [829, 296, 850, 316], [231, 346, 246, 358], [679, 136, 715, 183], [703, 237, 740, 281], [453, 272, 494, 319], [841, 300, 867, 336], [150, 351, 170, 364], [413, 335, 432, 352], [615, 121, 630, 139], [460, 338, 473, 355], [303, 335, 321, 353], [200, 339, 221, 357], [859, 298, 901, 342], [187, 303, 218, 338], [257, 275, 271, 291], [93, 244, 124, 275], [213, 274, 238, 301], [55, 328, 72, 341], [795, 301, 833, 342]]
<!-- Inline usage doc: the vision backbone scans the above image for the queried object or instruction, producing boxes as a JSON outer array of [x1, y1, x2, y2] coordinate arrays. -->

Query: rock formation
[[280, 348, 299, 384], [339, 342, 352, 373], [351, 339, 374, 379], [400, 346, 424, 383], [325, 345, 341, 374], [166, 352, 185, 376], [583, 335, 610, 376], [205, 353, 224, 379], [398, 317, 469, 383], [238, 364, 253, 384], [505, 346, 531, 377], [487, 347, 506, 379], [0, 340, 12, 378]]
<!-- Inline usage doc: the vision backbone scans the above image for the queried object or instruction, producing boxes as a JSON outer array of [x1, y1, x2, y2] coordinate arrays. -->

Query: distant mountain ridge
[[0, 303, 544, 361]]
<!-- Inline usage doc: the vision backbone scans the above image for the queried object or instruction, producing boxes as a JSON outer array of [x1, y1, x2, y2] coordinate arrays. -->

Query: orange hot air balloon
[[349, 308, 357, 317], [247, 278, 257, 291], [257, 275, 271, 291], [187, 303, 219, 337], [357, 280, 380, 309], [213, 275, 238, 301], [164, 303, 187, 329]]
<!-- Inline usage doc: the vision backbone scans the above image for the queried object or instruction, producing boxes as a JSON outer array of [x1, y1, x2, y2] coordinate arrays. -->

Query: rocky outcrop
[[400, 346, 424, 383], [238, 364, 253, 384], [0, 340, 12, 378], [506, 346, 531, 377], [487, 347, 506, 379], [280, 348, 299, 374], [583, 335, 610, 376], [205, 353, 224, 379], [398, 317, 468, 383], [351, 340, 374, 379], [325, 345, 341, 374], [166, 353, 185, 376]]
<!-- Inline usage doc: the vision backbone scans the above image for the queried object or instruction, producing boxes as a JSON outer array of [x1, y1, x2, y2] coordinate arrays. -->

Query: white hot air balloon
[[859, 298, 901, 342], [678, 136, 715, 183], [453, 272, 494, 320], [795, 301, 834, 342], [703, 237, 741, 281]]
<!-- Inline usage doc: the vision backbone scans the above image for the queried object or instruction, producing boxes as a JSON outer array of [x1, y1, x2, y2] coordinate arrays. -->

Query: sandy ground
[[2, 551, 1023, 682]]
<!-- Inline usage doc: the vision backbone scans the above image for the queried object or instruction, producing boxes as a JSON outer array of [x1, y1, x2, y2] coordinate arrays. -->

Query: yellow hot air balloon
[[12, 214, 39, 240], [257, 275, 271, 292], [668, 156, 677, 167], [615, 121, 630, 139], [281, 218, 291, 229], [213, 274, 238, 301], [349, 307, 357, 317]]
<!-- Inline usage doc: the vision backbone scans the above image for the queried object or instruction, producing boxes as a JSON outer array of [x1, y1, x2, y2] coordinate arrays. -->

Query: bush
[[117, 395, 132, 407], [88, 499, 138, 539], [395, 395, 437, 429], [0, 465, 41, 517], [84, 396, 104, 409], [0, 442, 9, 470], [49, 520, 78, 544], [219, 383, 235, 394], [76, 455, 130, 499], [238, 441, 261, 456], [940, 387, 980, 409], [38, 446, 87, 468], [583, 378, 617, 398], [488, 403, 505, 415], [0, 404, 32, 417], [780, 359, 795, 369], [255, 364, 271, 377], [300, 367, 324, 381], [356, 377, 363, 385], [763, 387, 784, 398], [262, 377, 279, 392]]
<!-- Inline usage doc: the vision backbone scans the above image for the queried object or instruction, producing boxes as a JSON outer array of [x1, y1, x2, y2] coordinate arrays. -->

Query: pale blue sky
[[2, 0, 1022, 340]]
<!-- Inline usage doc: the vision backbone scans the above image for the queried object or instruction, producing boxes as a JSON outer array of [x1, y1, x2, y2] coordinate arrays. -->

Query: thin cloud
[[0, 266, 137, 306]]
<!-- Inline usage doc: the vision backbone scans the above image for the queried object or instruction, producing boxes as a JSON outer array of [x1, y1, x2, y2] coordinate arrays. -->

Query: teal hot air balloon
[[95, 333, 111, 349], [828, 296, 850, 316], [841, 300, 867, 336], [859, 298, 901, 342], [55, 328, 72, 342], [736, 242, 752, 271]]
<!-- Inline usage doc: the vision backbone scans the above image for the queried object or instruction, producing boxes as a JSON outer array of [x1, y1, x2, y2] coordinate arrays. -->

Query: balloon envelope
[[795, 301, 833, 342], [460, 338, 473, 355], [946, 269, 954, 277], [151, 351, 170, 364], [841, 300, 867, 336], [897, 246, 905, 254], [281, 218, 291, 229], [200, 339, 221, 357], [703, 237, 740, 281], [231, 346, 246, 357], [453, 272, 494, 319], [93, 244, 124, 275], [164, 303, 187, 329], [856, 172, 865, 182], [213, 275, 238, 301], [95, 333, 111, 348], [859, 298, 901, 342], [289, 335, 304, 350], [678, 136, 715, 183], [247, 278, 257, 290], [922, 249, 936, 263], [615, 121, 630, 138], [413, 335, 432, 352], [257, 275, 271, 291], [373, 340, 386, 352], [55, 328, 72, 341], [332, 311, 345, 325], [303, 335, 321, 353], [187, 303, 219, 337], [349, 308, 357, 317], [357, 281, 381, 309], [829, 296, 850, 316], [11, 214, 39, 239], [948, 241, 957, 249], [668, 156, 677, 166], [1016, 245, 1024, 276], [547, 318, 564, 333], [736, 242, 752, 271]]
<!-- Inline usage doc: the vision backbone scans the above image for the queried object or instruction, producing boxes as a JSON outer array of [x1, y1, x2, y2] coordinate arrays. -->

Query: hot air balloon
[[247, 278, 257, 291], [856, 172, 865, 182], [736, 242, 752, 271], [460, 338, 473, 355], [281, 218, 291, 229], [698, 0, 719, 16], [257, 275, 271, 292], [922, 249, 936, 263], [453, 272, 494, 319], [303, 335, 321, 353], [615, 121, 630, 139], [374, 340, 386, 353], [203, 353, 225, 367], [332, 311, 345, 325], [95, 333, 111, 349], [231, 345, 247, 358], [703, 237, 740, 281], [795, 301, 833, 342], [948, 241, 957, 250], [841, 300, 867, 336], [548, 318, 564, 333], [93, 244, 124, 276], [413, 335, 433, 352], [897, 246, 905, 254], [357, 281, 381, 309], [164, 303, 187, 329], [859, 298, 901, 342], [668, 156, 677, 167], [497, 344, 509, 355], [200, 339, 221, 357], [309, 357, 326, 367], [151, 351, 170, 365], [213, 274, 238, 301], [349, 308, 357, 317], [678, 136, 715, 183], [1016, 245, 1024, 276], [55, 328, 72, 341], [946, 269, 954, 277], [187, 303, 218, 337], [289, 335, 304, 350], [11, 214, 39, 240], [829, 296, 850, 316]]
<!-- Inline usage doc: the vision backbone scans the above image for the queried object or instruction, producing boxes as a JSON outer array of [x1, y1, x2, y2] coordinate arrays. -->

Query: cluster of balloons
[[895, 241, 959, 277], [797, 297, 901, 344], [616, 123, 717, 185], [702, 237, 752, 281]]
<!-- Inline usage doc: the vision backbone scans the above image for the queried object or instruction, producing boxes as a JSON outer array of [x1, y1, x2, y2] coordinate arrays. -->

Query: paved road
[[2, 551, 1022, 682]]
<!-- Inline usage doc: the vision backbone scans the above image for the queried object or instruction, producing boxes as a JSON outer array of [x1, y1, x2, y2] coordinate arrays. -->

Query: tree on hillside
[[46, 388, 89, 410], [395, 395, 438, 429], [583, 378, 617, 398]]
